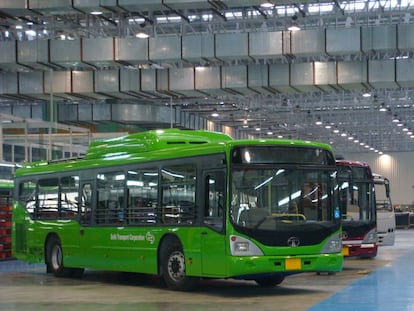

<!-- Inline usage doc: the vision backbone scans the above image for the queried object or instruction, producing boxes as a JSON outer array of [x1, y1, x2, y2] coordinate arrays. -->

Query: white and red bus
[[337, 160, 377, 258]]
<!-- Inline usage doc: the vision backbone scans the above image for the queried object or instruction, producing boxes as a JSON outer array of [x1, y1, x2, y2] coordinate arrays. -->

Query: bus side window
[[80, 183, 92, 224], [204, 171, 225, 231]]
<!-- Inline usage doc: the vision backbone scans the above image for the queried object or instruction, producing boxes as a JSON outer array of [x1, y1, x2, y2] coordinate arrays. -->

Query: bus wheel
[[255, 276, 285, 287], [46, 236, 70, 277], [160, 240, 199, 291]]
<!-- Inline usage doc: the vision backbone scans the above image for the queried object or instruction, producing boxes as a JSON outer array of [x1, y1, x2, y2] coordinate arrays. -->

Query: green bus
[[12, 129, 343, 290]]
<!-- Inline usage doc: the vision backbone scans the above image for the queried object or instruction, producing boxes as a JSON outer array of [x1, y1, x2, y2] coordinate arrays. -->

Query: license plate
[[342, 246, 349, 256], [285, 258, 301, 270]]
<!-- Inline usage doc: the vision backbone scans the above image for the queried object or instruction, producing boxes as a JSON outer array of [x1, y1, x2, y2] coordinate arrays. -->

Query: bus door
[[200, 170, 227, 276]]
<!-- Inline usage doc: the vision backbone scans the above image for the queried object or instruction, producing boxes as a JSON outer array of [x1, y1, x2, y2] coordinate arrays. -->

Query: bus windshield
[[230, 167, 339, 230]]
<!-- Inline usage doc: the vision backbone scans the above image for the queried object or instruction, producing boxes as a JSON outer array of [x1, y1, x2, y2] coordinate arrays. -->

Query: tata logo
[[342, 231, 349, 240], [287, 236, 300, 247]]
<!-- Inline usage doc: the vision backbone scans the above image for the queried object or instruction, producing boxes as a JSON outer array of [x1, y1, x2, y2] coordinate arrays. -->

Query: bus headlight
[[321, 235, 342, 254], [230, 235, 264, 256], [363, 228, 378, 244]]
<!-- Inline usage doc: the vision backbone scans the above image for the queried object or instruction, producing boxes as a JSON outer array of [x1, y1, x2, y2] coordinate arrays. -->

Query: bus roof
[[15, 129, 335, 177]]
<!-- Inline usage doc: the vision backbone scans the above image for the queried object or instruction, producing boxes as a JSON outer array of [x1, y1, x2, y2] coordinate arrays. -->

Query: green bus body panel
[[12, 129, 342, 281], [13, 207, 342, 278]]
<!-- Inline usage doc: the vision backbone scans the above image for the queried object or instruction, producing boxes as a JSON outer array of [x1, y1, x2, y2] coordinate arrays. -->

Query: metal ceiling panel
[[0, 72, 18, 95], [362, 25, 397, 53], [169, 67, 205, 97], [72, 71, 106, 99], [117, 0, 165, 11], [119, 68, 142, 96], [95, 69, 134, 99], [17, 40, 53, 70], [326, 28, 361, 55], [28, 0, 78, 15], [0, 41, 20, 71], [269, 64, 297, 93], [182, 34, 215, 63], [149, 37, 182, 63], [72, 0, 117, 14], [337, 61, 368, 90], [215, 33, 249, 61], [50, 40, 90, 69], [18, 71, 45, 99], [291, 29, 326, 57], [396, 58, 414, 88], [194, 66, 228, 96], [397, 24, 414, 51], [290, 62, 318, 92], [115, 37, 149, 65], [314, 62, 338, 91], [111, 103, 172, 124], [249, 31, 284, 60], [82, 38, 119, 68], [0, 0, 32, 15], [248, 64, 276, 95], [222, 65, 256, 95], [44, 71, 71, 94], [368, 59, 397, 89]]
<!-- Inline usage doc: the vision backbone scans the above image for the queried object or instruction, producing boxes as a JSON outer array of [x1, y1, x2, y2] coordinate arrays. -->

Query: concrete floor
[[0, 230, 412, 311]]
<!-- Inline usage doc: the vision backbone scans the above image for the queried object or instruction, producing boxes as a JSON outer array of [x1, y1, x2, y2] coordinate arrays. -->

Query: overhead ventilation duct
[[248, 64, 276, 95], [269, 64, 298, 93], [17, 40, 57, 71], [28, 0, 78, 15], [368, 59, 397, 89], [182, 34, 215, 64], [18, 71, 46, 100], [115, 37, 149, 66], [326, 28, 361, 56], [0, 41, 27, 71], [169, 68, 205, 97], [337, 60, 369, 90], [50, 39, 90, 69], [117, 0, 165, 11], [149, 36, 182, 63], [396, 58, 414, 88], [222, 65, 258, 95], [290, 63, 318, 92], [215, 33, 250, 63], [71, 71, 106, 99], [0, 72, 18, 99], [82, 37, 119, 68], [291, 29, 326, 57], [314, 62, 339, 92], [44, 71, 77, 101], [0, 0, 32, 15], [398, 24, 414, 51], [72, 0, 120, 14], [95, 69, 135, 99], [362, 25, 397, 53], [194, 67, 228, 97], [249, 31, 284, 61]]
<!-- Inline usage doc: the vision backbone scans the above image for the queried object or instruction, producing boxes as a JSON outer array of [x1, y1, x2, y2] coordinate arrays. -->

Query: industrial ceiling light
[[260, 1, 274, 8], [136, 32, 149, 38], [288, 15, 301, 31], [136, 22, 149, 38]]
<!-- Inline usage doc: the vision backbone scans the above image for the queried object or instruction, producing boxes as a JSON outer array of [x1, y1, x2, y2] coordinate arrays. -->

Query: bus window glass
[[60, 176, 79, 219], [18, 180, 37, 215], [38, 178, 59, 219], [161, 164, 196, 224], [80, 183, 92, 224], [127, 168, 158, 224], [96, 171, 125, 225], [231, 168, 337, 229], [204, 171, 225, 231]]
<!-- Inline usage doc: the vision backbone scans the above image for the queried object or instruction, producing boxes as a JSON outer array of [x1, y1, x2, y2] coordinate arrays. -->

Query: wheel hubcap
[[168, 251, 185, 281]]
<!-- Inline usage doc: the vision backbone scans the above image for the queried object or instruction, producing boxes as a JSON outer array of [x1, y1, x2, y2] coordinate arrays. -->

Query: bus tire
[[255, 276, 284, 287], [160, 239, 199, 291], [46, 236, 70, 277]]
